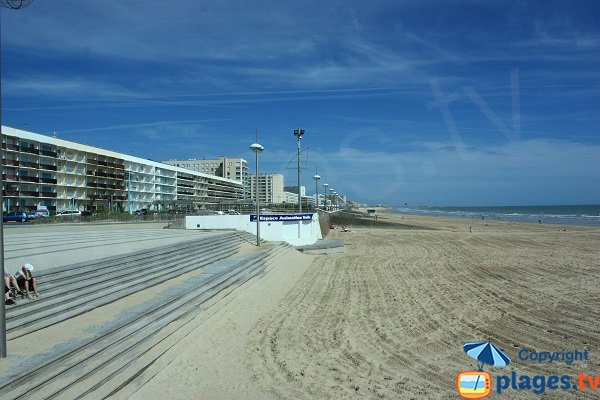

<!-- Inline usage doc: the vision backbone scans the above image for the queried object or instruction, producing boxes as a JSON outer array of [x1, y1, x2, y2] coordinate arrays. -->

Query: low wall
[[318, 211, 331, 238], [185, 213, 322, 246]]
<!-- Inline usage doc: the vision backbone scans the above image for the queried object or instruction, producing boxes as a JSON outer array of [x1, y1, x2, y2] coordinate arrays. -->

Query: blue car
[[3, 211, 30, 223]]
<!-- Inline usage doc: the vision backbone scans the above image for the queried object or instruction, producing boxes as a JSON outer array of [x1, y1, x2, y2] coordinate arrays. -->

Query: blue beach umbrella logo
[[463, 341, 511, 371]]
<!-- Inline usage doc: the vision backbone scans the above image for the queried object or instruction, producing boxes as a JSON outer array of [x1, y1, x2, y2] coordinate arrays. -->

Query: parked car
[[3, 211, 30, 223], [29, 208, 50, 219], [226, 210, 241, 215], [55, 210, 83, 218], [213, 211, 225, 215]]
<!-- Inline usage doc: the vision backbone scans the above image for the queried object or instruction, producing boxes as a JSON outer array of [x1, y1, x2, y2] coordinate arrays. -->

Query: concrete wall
[[185, 213, 322, 246]]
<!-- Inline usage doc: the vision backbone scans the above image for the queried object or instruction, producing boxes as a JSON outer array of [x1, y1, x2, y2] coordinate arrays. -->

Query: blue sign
[[250, 214, 313, 222]]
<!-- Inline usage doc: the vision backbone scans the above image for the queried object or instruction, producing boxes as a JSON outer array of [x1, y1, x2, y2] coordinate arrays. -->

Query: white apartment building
[[283, 185, 306, 197], [250, 173, 284, 204], [1, 127, 243, 213], [163, 156, 250, 199]]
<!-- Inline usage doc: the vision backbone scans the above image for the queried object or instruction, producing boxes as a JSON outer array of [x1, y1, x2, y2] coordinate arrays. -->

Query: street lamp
[[293, 129, 304, 213], [0, 0, 35, 360], [329, 188, 334, 211], [313, 170, 320, 211], [323, 182, 329, 211], [250, 142, 264, 246]]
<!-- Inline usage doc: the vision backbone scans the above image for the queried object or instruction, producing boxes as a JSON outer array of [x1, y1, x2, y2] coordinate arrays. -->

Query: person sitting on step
[[4, 267, 21, 304], [15, 263, 39, 300]]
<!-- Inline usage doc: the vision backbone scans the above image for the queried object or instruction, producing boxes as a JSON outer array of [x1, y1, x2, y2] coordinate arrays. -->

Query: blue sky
[[1, 0, 599, 205]]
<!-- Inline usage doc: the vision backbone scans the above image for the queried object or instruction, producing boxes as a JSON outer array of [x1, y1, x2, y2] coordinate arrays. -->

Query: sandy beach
[[128, 212, 600, 399]]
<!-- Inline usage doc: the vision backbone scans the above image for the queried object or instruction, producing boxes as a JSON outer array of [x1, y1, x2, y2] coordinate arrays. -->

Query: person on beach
[[15, 263, 39, 299]]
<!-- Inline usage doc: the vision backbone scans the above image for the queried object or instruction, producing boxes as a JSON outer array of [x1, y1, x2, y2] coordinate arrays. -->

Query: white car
[[56, 210, 83, 218]]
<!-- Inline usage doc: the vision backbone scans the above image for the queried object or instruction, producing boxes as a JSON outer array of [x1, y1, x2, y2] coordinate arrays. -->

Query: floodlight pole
[[293, 128, 304, 213], [0, 0, 35, 360]]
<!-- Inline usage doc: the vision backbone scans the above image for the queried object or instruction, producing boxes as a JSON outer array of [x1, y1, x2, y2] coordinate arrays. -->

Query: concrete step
[[7, 234, 236, 315], [6, 234, 243, 339], [0, 243, 288, 400]]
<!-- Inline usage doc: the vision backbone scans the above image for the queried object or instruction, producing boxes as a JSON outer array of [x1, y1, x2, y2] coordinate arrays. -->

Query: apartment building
[[163, 156, 250, 199], [250, 173, 284, 204], [1, 127, 243, 213]]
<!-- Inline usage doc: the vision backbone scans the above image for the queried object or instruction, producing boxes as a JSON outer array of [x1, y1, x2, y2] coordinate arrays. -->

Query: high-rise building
[[1, 127, 243, 213], [163, 156, 250, 198], [250, 173, 284, 204]]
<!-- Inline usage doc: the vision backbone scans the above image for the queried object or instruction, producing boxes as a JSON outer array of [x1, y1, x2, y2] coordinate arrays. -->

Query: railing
[[20, 147, 40, 155], [2, 190, 19, 196], [20, 161, 39, 168], [2, 143, 19, 151], [20, 176, 40, 183], [40, 178, 58, 184], [39, 192, 58, 198], [2, 174, 19, 181], [20, 191, 39, 197], [3, 159, 19, 166], [39, 163, 58, 171], [39, 150, 58, 157]]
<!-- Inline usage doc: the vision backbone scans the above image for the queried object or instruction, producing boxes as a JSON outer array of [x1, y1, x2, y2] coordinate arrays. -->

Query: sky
[[1, 0, 599, 206]]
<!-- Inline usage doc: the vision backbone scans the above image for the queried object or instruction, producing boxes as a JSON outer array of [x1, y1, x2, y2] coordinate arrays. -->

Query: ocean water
[[393, 205, 600, 227]]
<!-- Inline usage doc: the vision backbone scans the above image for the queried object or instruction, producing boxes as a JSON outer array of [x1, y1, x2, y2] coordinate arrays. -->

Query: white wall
[[185, 213, 322, 246]]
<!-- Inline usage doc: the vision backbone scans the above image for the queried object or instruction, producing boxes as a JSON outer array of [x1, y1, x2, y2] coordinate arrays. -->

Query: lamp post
[[250, 143, 264, 246], [333, 191, 338, 210], [293, 129, 304, 213], [323, 182, 329, 211], [0, 0, 35, 360], [313, 171, 320, 211], [329, 188, 334, 211]]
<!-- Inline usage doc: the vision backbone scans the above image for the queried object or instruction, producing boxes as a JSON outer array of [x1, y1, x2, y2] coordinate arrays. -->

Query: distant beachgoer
[[15, 264, 39, 299], [469, 226, 472, 233], [538, 219, 542, 224]]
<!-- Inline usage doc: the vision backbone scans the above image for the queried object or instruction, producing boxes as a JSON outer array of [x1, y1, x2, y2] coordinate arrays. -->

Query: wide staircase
[[0, 231, 289, 400]]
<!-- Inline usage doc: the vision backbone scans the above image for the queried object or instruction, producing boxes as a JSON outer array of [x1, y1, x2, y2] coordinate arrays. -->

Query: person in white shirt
[[15, 263, 39, 299]]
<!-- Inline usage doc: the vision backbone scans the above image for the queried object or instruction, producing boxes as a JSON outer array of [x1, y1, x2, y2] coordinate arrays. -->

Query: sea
[[392, 205, 600, 227]]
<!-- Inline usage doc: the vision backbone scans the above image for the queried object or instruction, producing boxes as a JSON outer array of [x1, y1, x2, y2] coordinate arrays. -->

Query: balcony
[[39, 191, 57, 198], [20, 161, 39, 169], [20, 191, 39, 197], [39, 163, 58, 171], [40, 177, 58, 184], [2, 174, 19, 181], [3, 190, 19, 197], [2, 143, 19, 151], [20, 147, 40, 155], [3, 159, 19, 166], [20, 176, 40, 183], [39, 149, 58, 157]]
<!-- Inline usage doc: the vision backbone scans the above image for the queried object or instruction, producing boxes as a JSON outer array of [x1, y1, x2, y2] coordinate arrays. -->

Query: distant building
[[284, 185, 306, 197], [163, 156, 250, 198], [250, 173, 284, 204]]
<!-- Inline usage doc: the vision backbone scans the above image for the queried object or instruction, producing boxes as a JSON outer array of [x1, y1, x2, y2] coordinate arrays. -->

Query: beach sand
[[130, 212, 600, 399]]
